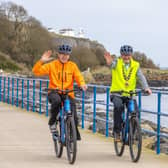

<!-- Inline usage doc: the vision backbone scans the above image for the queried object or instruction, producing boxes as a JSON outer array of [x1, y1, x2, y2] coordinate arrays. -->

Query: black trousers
[[48, 91, 80, 137], [110, 95, 139, 133]]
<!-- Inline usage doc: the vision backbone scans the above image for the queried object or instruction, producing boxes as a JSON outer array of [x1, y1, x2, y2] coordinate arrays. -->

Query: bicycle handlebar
[[45, 88, 82, 95], [111, 90, 149, 96]]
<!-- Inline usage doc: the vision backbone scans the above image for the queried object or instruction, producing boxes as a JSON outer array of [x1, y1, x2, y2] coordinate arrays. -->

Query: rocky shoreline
[[76, 101, 168, 155], [91, 73, 168, 87], [82, 70, 168, 87]]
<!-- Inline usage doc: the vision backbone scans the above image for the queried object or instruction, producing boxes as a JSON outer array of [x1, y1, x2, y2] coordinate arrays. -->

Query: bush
[[0, 53, 21, 71], [71, 47, 100, 70]]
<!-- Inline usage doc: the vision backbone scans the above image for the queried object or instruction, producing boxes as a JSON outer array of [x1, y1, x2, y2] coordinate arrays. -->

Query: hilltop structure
[[48, 27, 85, 38]]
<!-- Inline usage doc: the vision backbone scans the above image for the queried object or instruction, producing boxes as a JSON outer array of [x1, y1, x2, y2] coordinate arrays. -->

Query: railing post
[[33, 80, 36, 112], [16, 78, 19, 107], [82, 90, 85, 129], [21, 79, 24, 109], [138, 91, 142, 123], [93, 86, 96, 133], [27, 79, 29, 111], [12, 78, 14, 105], [157, 92, 161, 154], [106, 88, 110, 137], [45, 80, 49, 116], [3, 76, 6, 102], [7, 77, 10, 104], [39, 80, 42, 114], [0, 76, 1, 101]]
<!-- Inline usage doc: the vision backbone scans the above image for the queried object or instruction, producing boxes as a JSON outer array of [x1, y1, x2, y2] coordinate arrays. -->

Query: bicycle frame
[[123, 98, 136, 144], [113, 90, 146, 162], [60, 95, 71, 144], [47, 88, 79, 164]]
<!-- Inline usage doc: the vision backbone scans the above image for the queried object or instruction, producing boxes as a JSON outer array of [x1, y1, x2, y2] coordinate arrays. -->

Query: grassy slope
[[0, 51, 25, 72]]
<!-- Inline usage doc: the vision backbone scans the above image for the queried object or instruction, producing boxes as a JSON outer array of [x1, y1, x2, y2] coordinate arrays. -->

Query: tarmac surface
[[0, 102, 168, 168]]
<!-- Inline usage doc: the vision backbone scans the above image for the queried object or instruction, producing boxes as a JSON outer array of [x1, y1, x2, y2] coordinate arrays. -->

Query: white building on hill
[[59, 28, 75, 37], [48, 27, 85, 38], [78, 28, 85, 38]]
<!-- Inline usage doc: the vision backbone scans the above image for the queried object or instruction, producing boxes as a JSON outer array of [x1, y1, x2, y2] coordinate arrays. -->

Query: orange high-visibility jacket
[[32, 60, 86, 98]]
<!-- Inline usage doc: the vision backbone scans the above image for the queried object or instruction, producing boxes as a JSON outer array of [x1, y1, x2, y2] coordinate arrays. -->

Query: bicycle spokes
[[66, 117, 77, 164], [54, 121, 63, 158], [114, 132, 125, 156], [129, 118, 142, 162]]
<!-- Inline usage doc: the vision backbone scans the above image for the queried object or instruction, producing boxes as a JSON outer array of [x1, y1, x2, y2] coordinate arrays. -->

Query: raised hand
[[40, 50, 53, 62], [104, 51, 113, 65], [81, 85, 88, 91]]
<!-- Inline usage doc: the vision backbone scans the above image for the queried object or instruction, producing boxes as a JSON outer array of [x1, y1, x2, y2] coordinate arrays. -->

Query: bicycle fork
[[60, 106, 65, 143], [60, 98, 71, 144], [123, 110, 129, 144], [124, 99, 136, 144]]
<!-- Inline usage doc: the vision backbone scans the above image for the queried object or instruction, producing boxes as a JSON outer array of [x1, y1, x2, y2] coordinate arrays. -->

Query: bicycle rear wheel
[[65, 117, 77, 164], [54, 120, 63, 158], [129, 117, 142, 162], [114, 131, 125, 156]]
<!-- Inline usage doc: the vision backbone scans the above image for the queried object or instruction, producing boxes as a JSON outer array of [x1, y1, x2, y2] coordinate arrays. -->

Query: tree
[[95, 47, 106, 65], [20, 16, 52, 66], [0, 1, 28, 57], [133, 51, 159, 69], [71, 47, 100, 70]]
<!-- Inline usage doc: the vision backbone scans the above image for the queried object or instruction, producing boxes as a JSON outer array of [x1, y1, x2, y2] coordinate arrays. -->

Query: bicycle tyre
[[114, 131, 125, 156], [65, 116, 77, 164], [54, 120, 63, 158], [129, 117, 142, 162]]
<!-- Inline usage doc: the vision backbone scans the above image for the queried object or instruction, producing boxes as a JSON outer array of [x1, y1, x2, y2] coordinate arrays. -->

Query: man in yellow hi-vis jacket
[[104, 45, 152, 141]]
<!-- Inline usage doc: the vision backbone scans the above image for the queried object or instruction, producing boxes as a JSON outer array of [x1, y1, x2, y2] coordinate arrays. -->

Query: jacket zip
[[65, 72, 67, 82], [58, 72, 60, 80], [62, 63, 64, 90]]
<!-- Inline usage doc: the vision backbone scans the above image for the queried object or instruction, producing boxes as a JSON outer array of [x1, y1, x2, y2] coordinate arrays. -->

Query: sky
[[2, 0, 168, 67]]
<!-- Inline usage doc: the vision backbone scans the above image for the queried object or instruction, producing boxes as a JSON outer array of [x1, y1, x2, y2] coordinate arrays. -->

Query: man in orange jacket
[[32, 44, 87, 140]]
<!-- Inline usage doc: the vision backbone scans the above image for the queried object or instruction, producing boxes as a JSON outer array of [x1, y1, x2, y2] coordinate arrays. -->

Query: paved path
[[0, 102, 167, 168]]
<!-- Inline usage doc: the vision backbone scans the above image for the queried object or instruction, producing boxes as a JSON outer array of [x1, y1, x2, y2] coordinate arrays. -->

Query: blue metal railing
[[0, 75, 168, 155]]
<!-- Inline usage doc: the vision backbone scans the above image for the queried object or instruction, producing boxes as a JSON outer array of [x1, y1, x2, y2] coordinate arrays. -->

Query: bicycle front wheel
[[54, 120, 63, 158], [65, 117, 77, 164], [129, 117, 142, 162], [114, 131, 125, 156]]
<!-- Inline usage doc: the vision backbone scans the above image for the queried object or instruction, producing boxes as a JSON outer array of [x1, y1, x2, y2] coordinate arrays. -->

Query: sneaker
[[52, 131, 58, 141], [49, 124, 59, 141], [49, 124, 57, 133], [114, 132, 121, 142]]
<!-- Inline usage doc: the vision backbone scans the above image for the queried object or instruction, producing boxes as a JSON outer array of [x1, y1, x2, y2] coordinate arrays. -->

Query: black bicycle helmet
[[120, 45, 133, 56], [58, 44, 72, 54]]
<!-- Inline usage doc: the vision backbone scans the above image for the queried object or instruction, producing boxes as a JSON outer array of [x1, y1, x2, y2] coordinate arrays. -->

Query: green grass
[[0, 52, 21, 71]]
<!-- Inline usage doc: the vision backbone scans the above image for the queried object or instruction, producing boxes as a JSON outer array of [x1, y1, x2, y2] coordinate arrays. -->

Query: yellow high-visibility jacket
[[110, 58, 139, 96]]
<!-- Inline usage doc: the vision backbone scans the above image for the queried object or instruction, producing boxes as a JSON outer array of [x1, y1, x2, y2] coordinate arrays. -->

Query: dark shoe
[[114, 132, 121, 142], [76, 128, 81, 141], [77, 133, 81, 141]]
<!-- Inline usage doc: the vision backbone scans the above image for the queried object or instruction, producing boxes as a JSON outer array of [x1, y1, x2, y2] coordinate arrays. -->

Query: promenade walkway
[[0, 102, 167, 168]]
